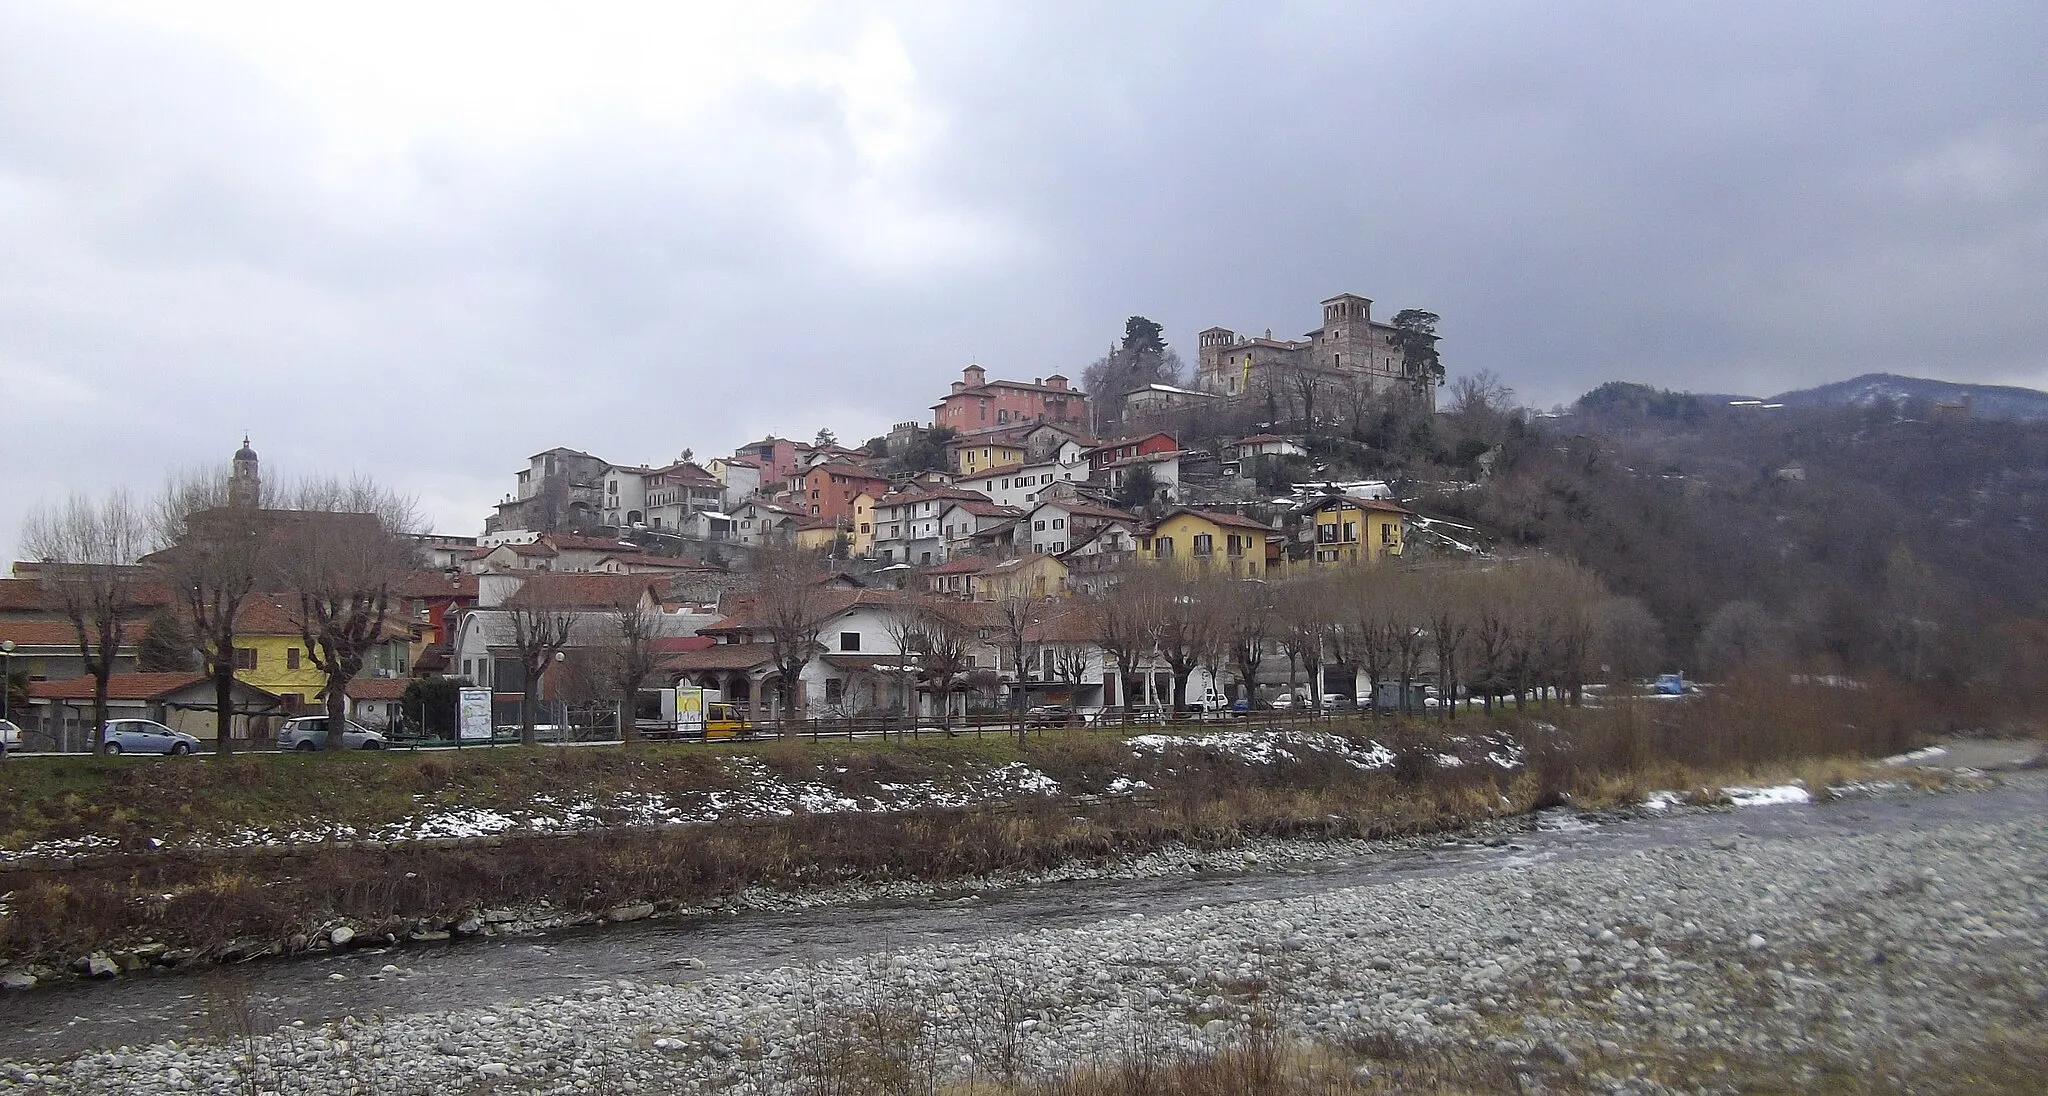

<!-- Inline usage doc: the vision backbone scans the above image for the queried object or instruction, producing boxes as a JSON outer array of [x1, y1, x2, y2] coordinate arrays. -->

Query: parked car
[[1320, 693, 1353, 709], [1270, 693, 1297, 710], [277, 715, 389, 751], [0, 718, 21, 754], [1023, 704, 1073, 728], [100, 719, 202, 755]]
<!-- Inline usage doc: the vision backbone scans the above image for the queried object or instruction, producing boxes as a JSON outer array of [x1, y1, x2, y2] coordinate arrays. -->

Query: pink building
[[736, 437, 801, 485], [932, 366, 1090, 436]]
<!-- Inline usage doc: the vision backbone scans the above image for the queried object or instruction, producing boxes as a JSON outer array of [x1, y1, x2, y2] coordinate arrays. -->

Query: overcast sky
[[3, 1, 2044, 554]]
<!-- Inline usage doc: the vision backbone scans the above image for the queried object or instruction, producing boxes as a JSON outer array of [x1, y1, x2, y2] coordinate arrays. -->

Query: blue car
[[101, 719, 203, 755]]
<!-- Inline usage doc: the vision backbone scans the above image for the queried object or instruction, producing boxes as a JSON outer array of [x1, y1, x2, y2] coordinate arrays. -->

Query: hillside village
[[4, 294, 1507, 745]]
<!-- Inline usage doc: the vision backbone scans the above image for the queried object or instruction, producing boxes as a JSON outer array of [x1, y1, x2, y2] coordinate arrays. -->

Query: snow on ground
[[1125, 730, 1397, 771], [1884, 745, 1948, 765], [1644, 783, 1812, 811], [0, 754, 1074, 863]]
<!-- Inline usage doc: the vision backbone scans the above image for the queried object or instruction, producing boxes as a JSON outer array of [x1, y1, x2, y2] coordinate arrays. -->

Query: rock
[[606, 902, 656, 923], [84, 954, 119, 979], [481, 908, 517, 924], [453, 917, 484, 936], [1746, 933, 1769, 951], [330, 926, 356, 948], [0, 972, 36, 992]]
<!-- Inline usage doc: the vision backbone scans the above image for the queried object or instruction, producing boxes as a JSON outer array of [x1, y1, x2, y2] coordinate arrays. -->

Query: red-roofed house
[[23, 672, 283, 749], [932, 365, 1090, 435]]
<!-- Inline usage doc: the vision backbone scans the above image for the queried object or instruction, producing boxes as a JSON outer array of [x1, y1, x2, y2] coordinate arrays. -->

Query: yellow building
[[980, 554, 1071, 600], [851, 492, 877, 557], [1289, 496, 1407, 572], [953, 438, 1025, 476], [1136, 509, 1273, 579], [232, 594, 412, 712]]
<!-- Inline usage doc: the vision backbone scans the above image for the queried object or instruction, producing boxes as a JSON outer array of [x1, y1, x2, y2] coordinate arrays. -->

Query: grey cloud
[[2, 2, 2044, 557]]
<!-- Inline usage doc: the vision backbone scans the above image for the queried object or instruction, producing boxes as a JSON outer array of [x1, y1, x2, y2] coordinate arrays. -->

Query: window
[[1034, 520, 1046, 530], [286, 647, 300, 669], [860, 523, 870, 534], [1382, 523, 1395, 544], [1155, 536, 1174, 559], [233, 647, 257, 670], [840, 632, 860, 652], [825, 678, 844, 704], [1052, 542, 1065, 553], [1193, 534, 1213, 555], [1227, 534, 1244, 556], [1052, 518, 1064, 529], [1343, 521, 1357, 543]]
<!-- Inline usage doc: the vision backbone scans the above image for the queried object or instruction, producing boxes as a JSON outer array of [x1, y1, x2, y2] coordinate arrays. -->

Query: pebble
[[15, 777, 2046, 1094]]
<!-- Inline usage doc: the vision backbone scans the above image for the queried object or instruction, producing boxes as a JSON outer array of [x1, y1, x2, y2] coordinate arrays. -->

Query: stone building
[[1195, 293, 1433, 410]]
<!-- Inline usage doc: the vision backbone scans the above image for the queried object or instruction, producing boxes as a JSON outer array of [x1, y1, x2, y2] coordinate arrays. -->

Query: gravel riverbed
[[11, 775, 2047, 1094]]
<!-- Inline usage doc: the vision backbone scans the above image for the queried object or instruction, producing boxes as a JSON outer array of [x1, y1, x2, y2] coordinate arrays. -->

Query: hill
[[1769, 373, 2048, 423]]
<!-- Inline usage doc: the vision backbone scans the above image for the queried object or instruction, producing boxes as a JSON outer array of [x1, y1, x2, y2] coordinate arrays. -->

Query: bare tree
[[1697, 600, 1785, 679], [753, 547, 829, 726], [502, 582, 579, 746], [1593, 595, 1665, 684], [271, 479, 421, 751], [1156, 572, 1224, 710], [1224, 579, 1275, 707], [1276, 579, 1330, 708], [594, 595, 664, 744], [879, 601, 926, 724], [993, 594, 1043, 740], [1093, 572, 1170, 722], [906, 601, 977, 732], [21, 491, 151, 751], [1422, 568, 1472, 721], [152, 472, 275, 755]]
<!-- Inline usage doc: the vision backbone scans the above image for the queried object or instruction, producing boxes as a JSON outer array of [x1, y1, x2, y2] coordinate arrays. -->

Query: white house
[[956, 458, 1091, 510], [1018, 499, 1139, 557]]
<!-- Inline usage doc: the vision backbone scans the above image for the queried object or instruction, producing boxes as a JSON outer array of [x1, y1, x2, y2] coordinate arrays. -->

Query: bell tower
[[229, 436, 261, 509]]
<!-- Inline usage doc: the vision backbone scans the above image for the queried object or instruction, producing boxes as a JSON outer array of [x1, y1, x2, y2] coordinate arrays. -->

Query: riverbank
[[11, 769, 2043, 1094], [0, 680, 1967, 978]]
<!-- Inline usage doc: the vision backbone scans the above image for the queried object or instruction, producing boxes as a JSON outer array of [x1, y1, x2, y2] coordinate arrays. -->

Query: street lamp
[[0, 639, 14, 724]]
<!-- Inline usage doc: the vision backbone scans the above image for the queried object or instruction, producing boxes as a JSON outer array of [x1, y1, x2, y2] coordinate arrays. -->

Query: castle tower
[[229, 436, 261, 509]]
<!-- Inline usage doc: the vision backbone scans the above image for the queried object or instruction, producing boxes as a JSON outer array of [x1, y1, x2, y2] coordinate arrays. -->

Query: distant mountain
[[1768, 373, 2048, 423]]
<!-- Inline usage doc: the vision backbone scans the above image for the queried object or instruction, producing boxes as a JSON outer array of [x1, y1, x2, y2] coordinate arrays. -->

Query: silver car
[[0, 718, 22, 754], [277, 715, 389, 751], [101, 719, 202, 755]]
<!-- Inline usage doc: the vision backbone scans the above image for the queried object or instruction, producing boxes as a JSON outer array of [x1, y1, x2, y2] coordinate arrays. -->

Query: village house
[[23, 672, 284, 751], [1136, 509, 1277, 579], [801, 462, 891, 524], [1018, 498, 1139, 557], [1284, 494, 1409, 571]]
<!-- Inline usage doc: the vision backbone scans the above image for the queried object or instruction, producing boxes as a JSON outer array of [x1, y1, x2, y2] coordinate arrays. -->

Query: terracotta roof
[[660, 644, 778, 672], [1088, 432, 1176, 452], [0, 578, 176, 614], [1154, 509, 1276, 534], [342, 677, 411, 700], [925, 557, 993, 576], [0, 620, 144, 648], [652, 635, 717, 654], [701, 588, 914, 633], [233, 594, 413, 642], [502, 572, 663, 609], [28, 672, 225, 702], [395, 571, 481, 599]]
